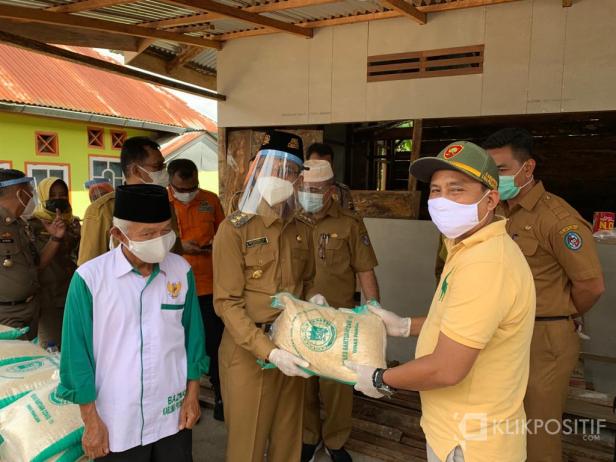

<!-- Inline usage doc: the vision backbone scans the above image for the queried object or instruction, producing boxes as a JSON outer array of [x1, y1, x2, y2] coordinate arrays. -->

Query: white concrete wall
[[363, 218, 440, 363], [218, 0, 616, 127]]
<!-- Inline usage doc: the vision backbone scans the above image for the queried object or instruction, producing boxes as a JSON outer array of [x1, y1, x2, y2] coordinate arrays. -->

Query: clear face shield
[[238, 149, 303, 218], [0, 176, 38, 218]]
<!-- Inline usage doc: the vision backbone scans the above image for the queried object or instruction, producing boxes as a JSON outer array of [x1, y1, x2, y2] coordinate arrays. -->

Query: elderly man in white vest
[[59, 184, 208, 461]]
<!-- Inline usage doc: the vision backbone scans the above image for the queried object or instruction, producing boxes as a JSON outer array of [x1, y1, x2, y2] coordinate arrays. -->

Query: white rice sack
[[269, 292, 387, 384], [0, 356, 60, 409], [0, 381, 84, 462], [47, 444, 86, 462], [0, 324, 29, 340], [0, 340, 48, 363]]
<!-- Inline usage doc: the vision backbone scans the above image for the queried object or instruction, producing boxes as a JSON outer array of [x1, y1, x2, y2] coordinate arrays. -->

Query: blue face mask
[[498, 162, 531, 200], [298, 191, 324, 213]]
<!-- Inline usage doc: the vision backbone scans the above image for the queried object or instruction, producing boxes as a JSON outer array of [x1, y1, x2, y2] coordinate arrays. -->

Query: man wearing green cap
[[346, 141, 536, 462]]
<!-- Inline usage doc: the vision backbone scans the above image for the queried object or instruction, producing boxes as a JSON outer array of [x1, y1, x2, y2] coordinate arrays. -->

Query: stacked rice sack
[[0, 326, 85, 462], [269, 293, 387, 384]]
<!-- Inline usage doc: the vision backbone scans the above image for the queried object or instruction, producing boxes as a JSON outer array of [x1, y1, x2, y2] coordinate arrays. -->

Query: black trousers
[[199, 294, 224, 397], [96, 429, 192, 462]]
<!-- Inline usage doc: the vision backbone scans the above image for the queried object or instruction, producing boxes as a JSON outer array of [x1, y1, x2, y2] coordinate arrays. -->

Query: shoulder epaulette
[[295, 211, 315, 226], [228, 210, 254, 228], [339, 207, 362, 221], [541, 193, 574, 221]]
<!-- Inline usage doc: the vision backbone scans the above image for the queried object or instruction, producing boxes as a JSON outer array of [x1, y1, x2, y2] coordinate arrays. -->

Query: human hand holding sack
[[367, 300, 411, 337], [268, 293, 387, 384], [308, 294, 329, 307], [268, 348, 311, 378], [344, 361, 383, 399]]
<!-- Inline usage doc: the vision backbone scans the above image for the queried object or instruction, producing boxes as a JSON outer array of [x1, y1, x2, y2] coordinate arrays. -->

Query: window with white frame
[[0, 162, 11, 170], [26, 163, 69, 186], [90, 156, 124, 188]]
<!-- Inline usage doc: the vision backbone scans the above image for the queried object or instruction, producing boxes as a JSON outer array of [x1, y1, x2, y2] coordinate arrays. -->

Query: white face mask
[[121, 230, 176, 264], [428, 192, 490, 239], [17, 189, 36, 219], [256, 176, 294, 206], [173, 189, 198, 204], [138, 166, 169, 188]]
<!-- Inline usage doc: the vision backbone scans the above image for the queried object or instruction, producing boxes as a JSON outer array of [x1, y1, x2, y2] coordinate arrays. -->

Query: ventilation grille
[[367, 44, 484, 82]]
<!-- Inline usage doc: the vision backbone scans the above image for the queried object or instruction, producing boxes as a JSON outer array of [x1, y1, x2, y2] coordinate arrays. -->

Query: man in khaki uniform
[[484, 128, 605, 462], [78, 137, 181, 265], [0, 169, 65, 338], [306, 143, 355, 211], [298, 160, 379, 462], [213, 131, 317, 462]]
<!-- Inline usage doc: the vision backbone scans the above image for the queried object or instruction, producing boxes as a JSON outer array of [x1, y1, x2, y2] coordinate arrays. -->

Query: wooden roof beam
[[0, 4, 222, 49], [164, 0, 313, 38], [140, 0, 337, 29], [379, 0, 426, 24], [220, 0, 524, 40], [46, 0, 136, 13], [166, 45, 203, 74]]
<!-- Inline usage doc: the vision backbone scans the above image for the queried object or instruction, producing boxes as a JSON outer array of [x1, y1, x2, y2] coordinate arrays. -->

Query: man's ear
[[487, 189, 500, 210], [524, 158, 536, 178], [110, 227, 127, 245]]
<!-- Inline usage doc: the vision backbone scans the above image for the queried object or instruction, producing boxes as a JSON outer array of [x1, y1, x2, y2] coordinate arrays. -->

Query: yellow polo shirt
[[416, 219, 536, 462]]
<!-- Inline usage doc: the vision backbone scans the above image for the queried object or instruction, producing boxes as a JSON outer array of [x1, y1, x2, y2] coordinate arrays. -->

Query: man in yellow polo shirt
[[347, 141, 536, 462]]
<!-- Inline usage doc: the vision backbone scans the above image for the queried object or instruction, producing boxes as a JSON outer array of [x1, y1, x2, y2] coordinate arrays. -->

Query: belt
[[0, 295, 35, 306], [255, 322, 273, 334], [535, 315, 571, 321]]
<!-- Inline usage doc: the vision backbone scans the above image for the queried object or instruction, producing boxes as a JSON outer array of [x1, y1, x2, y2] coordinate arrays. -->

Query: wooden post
[[408, 119, 423, 192]]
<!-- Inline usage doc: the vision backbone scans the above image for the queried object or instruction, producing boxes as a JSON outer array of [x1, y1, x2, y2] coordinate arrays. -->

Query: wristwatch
[[372, 368, 396, 398]]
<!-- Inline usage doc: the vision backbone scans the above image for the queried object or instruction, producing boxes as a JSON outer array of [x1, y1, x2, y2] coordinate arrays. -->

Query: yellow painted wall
[[0, 111, 155, 218]]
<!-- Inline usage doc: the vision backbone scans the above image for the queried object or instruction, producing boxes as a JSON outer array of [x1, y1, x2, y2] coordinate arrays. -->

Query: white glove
[[344, 361, 384, 399], [309, 294, 329, 307], [268, 348, 311, 378], [367, 300, 411, 337]]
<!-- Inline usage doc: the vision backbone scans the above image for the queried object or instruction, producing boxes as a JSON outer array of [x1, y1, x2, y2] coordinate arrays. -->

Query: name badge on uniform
[[0, 232, 13, 244], [246, 237, 269, 248], [198, 201, 213, 213]]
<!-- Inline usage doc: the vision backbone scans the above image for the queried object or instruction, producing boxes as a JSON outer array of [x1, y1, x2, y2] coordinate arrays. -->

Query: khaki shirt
[[502, 181, 602, 317], [333, 182, 355, 211], [213, 208, 315, 360], [311, 201, 377, 308], [77, 191, 182, 266], [29, 217, 80, 307], [0, 207, 39, 301]]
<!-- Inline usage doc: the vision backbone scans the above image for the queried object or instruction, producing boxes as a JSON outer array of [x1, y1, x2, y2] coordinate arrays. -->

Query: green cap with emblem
[[410, 141, 499, 190]]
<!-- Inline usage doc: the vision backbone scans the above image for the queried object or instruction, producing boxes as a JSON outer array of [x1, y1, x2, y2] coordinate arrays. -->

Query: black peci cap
[[259, 130, 304, 160], [113, 184, 171, 223]]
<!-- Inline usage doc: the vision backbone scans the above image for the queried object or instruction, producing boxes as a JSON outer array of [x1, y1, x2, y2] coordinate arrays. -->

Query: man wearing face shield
[[78, 137, 182, 266], [0, 169, 66, 338], [213, 130, 316, 462], [298, 160, 379, 462], [59, 184, 208, 461], [346, 142, 536, 462]]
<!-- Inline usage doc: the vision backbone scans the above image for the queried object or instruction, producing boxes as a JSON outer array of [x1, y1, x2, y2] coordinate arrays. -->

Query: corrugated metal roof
[[0, 44, 217, 131], [0, 0, 492, 74]]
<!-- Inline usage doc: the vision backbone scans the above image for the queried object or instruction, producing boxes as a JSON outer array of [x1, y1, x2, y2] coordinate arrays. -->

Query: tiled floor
[[193, 408, 382, 462]]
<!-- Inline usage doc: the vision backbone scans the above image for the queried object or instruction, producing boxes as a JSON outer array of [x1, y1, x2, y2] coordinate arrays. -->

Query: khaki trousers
[[303, 376, 354, 449], [525, 319, 579, 462], [219, 331, 305, 462]]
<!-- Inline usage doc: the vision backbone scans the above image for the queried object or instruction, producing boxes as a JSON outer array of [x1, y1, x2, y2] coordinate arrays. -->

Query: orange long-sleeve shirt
[[170, 189, 225, 296]]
